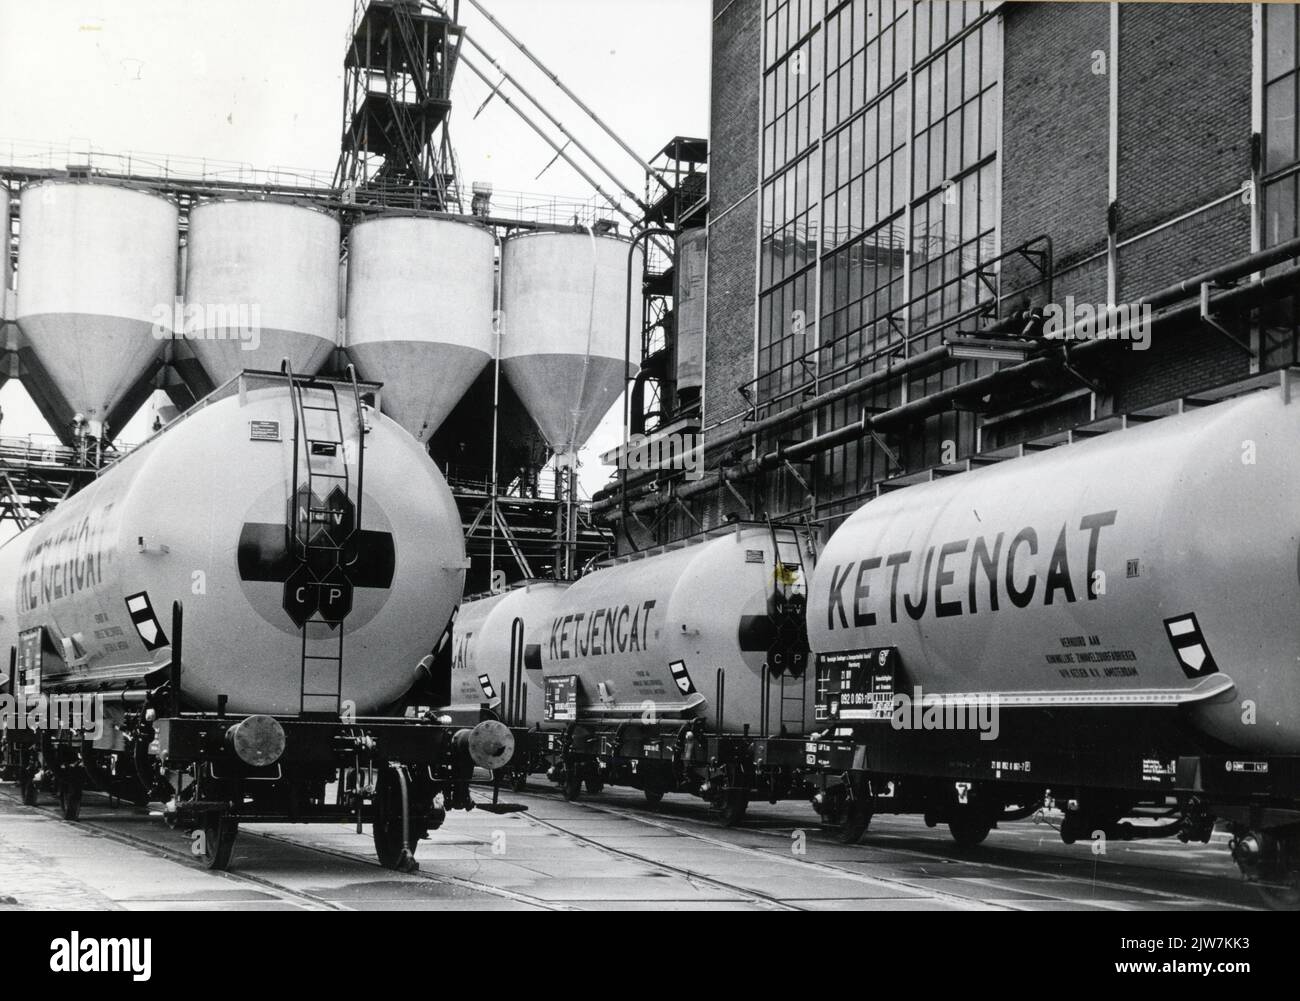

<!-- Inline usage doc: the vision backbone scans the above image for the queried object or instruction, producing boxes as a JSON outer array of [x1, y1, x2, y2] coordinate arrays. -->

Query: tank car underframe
[[803, 711, 1300, 896], [521, 719, 851, 827], [4, 710, 524, 873]]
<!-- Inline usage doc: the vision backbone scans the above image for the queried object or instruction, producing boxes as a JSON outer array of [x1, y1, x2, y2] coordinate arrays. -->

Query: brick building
[[595, 1, 1300, 546]]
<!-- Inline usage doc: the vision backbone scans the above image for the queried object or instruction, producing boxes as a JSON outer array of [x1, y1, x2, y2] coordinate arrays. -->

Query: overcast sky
[[0, 0, 711, 493]]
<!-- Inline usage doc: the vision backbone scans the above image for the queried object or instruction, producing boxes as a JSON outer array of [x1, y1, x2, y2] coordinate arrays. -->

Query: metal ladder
[[767, 518, 812, 734], [284, 361, 366, 717]]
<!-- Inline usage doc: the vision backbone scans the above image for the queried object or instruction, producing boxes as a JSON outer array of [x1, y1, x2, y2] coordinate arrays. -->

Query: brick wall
[[704, 0, 761, 434], [1113, 2, 1253, 403], [1116, 3, 1252, 253], [1000, 1, 1254, 419], [1001, 1, 1110, 298]]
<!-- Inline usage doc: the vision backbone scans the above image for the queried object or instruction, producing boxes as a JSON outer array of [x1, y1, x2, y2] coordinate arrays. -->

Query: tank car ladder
[[767, 519, 813, 735], [284, 361, 367, 718]]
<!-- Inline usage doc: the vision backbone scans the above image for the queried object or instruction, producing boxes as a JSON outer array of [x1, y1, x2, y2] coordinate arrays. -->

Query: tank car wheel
[[834, 797, 872, 845], [199, 813, 239, 871], [948, 812, 993, 848], [584, 774, 605, 795], [18, 770, 37, 807], [58, 772, 84, 822], [561, 767, 583, 802], [643, 788, 664, 806], [717, 789, 749, 827], [373, 767, 420, 872]]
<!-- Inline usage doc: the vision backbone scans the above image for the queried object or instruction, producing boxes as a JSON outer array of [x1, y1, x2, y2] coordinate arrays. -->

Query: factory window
[[763, 0, 825, 181], [824, 0, 911, 132], [766, 0, 828, 69], [823, 85, 908, 251], [760, 148, 821, 291], [909, 14, 999, 337], [763, 32, 825, 176], [820, 219, 907, 369], [1263, 1, 1300, 248], [912, 17, 999, 200], [912, 0, 997, 63], [758, 269, 818, 401], [910, 161, 998, 338], [754, 0, 1001, 420]]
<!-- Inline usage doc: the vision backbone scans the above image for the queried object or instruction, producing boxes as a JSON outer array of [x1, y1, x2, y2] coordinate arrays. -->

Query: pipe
[[618, 227, 674, 549], [462, 31, 649, 212], [1138, 233, 1300, 311], [488, 231, 502, 589], [593, 343, 954, 512], [459, 52, 641, 231], [465, 0, 667, 186]]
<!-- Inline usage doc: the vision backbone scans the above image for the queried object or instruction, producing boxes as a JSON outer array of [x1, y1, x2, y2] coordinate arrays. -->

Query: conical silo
[[16, 180, 178, 437], [499, 231, 641, 460], [345, 215, 494, 442], [184, 199, 339, 382]]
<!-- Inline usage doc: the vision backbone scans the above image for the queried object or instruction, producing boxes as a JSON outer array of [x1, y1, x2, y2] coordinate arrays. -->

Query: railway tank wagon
[[523, 523, 815, 821], [807, 377, 1300, 891], [449, 581, 571, 726], [0, 369, 513, 871]]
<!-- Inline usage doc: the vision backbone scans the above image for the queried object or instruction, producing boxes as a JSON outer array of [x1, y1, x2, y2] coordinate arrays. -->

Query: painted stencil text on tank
[[18, 499, 121, 614], [825, 511, 1117, 629], [549, 600, 658, 659]]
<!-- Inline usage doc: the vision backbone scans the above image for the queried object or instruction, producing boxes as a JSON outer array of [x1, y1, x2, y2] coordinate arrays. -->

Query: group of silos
[[1, 178, 642, 457]]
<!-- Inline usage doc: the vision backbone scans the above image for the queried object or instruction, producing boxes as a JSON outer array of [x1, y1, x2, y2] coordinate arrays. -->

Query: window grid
[[756, 0, 1000, 426], [1264, 2, 1300, 248]]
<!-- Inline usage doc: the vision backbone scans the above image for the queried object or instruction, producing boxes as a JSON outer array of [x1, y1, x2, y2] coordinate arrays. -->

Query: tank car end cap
[[226, 714, 287, 768], [466, 720, 514, 771]]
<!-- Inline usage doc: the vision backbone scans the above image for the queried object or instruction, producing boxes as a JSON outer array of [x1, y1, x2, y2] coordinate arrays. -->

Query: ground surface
[[0, 783, 1266, 911]]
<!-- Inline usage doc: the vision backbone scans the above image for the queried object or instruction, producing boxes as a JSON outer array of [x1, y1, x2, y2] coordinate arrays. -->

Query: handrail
[[346, 363, 365, 535], [732, 233, 1053, 428]]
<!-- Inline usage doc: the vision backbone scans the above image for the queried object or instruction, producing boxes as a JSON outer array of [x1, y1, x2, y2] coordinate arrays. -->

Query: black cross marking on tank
[[236, 486, 395, 628], [739, 597, 809, 678]]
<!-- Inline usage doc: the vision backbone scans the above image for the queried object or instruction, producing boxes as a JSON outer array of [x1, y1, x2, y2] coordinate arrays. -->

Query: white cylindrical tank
[[345, 215, 494, 442], [184, 199, 340, 383], [450, 581, 571, 724], [500, 231, 642, 459], [525, 526, 813, 734], [674, 227, 706, 393], [16, 181, 179, 434], [808, 385, 1300, 754], [0, 374, 465, 718]]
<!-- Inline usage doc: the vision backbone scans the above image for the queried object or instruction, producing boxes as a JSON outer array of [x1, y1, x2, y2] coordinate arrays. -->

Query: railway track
[[483, 781, 1264, 911], [0, 782, 1264, 910], [0, 788, 349, 912]]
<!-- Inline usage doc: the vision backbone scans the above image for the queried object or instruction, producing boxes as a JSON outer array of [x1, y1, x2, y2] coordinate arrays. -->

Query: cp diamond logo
[[237, 485, 395, 629]]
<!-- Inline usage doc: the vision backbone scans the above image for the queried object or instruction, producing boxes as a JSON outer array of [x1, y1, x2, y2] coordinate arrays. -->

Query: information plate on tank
[[16, 627, 43, 696], [544, 675, 579, 721], [816, 648, 897, 721], [249, 420, 281, 442]]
